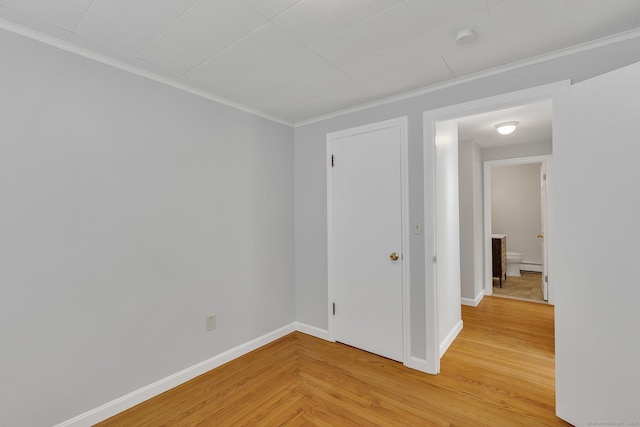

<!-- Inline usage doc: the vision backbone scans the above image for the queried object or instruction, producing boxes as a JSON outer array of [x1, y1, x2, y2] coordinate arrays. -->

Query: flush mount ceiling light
[[455, 28, 477, 45], [495, 121, 519, 135]]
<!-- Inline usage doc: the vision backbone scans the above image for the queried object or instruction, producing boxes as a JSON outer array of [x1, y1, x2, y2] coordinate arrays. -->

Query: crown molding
[[294, 28, 640, 127], [0, 18, 294, 127], [3, 16, 640, 130]]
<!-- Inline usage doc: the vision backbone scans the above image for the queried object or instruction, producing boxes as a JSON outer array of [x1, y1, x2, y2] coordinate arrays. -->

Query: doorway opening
[[423, 81, 567, 371], [455, 100, 554, 307], [484, 157, 552, 304]]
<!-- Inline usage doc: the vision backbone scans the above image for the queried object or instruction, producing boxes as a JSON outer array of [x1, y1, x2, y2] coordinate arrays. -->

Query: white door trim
[[483, 156, 554, 304], [423, 80, 568, 374], [326, 116, 411, 366]]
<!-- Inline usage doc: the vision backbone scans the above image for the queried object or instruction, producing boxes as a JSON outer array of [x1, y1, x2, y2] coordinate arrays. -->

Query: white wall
[[483, 139, 552, 161], [0, 29, 294, 427], [471, 142, 484, 300], [294, 35, 640, 366], [458, 140, 484, 304], [554, 60, 640, 425], [491, 163, 543, 266], [435, 121, 462, 355], [458, 140, 476, 301]]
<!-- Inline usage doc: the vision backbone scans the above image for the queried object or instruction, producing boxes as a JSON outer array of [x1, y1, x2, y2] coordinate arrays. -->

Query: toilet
[[506, 252, 524, 277]]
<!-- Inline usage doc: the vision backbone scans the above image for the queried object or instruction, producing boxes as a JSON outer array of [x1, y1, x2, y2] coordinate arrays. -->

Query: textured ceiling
[[1, 0, 640, 124]]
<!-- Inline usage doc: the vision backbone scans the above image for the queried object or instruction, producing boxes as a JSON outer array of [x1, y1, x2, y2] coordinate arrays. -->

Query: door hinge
[[332, 302, 336, 315], [432, 255, 437, 263], [543, 173, 547, 181], [545, 275, 548, 283], [331, 155, 334, 168]]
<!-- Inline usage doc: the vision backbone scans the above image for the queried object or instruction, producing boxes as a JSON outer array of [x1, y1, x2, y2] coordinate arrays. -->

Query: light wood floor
[[97, 297, 570, 426]]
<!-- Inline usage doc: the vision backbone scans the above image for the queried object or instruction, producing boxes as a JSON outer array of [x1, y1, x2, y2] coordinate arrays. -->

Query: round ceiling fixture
[[455, 28, 477, 45], [495, 121, 519, 135]]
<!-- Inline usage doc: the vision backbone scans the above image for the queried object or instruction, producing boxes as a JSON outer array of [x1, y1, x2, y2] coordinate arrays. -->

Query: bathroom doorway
[[483, 157, 552, 304]]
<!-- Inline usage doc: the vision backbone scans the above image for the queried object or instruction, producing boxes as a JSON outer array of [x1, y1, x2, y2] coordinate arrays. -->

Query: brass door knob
[[537, 233, 544, 238], [389, 252, 399, 261]]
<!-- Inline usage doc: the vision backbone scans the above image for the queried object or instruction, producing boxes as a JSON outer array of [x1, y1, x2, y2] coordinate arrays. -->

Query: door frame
[[423, 80, 568, 373], [326, 116, 411, 366], [483, 156, 554, 304]]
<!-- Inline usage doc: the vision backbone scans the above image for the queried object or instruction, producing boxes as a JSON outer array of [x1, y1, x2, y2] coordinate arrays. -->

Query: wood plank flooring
[[97, 297, 570, 426]]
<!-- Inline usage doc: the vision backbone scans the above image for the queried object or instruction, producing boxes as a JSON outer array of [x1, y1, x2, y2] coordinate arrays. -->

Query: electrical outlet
[[206, 314, 216, 331]]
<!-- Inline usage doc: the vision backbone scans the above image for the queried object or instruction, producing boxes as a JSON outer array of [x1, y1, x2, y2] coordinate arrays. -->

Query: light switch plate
[[206, 314, 216, 331]]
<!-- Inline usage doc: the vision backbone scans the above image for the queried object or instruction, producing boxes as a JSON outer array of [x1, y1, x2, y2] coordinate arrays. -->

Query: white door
[[540, 162, 548, 301], [554, 61, 640, 425], [328, 118, 407, 362]]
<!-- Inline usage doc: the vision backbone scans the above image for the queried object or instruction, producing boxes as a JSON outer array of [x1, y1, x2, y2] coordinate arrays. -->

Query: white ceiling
[[457, 99, 552, 148], [1, 0, 639, 124]]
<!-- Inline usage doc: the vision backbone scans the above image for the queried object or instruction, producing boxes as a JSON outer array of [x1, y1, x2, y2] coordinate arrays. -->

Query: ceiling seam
[[439, 54, 456, 78], [306, 46, 371, 92], [300, 1, 429, 92], [299, 1, 407, 51], [185, 0, 308, 74], [262, 6, 369, 90], [178, 20, 272, 77], [402, 0, 424, 30], [485, 0, 505, 67], [134, 0, 201, 61], [71, 0, 97, 34], [559, 0, 569, 49], [261, 1, 304, 22]]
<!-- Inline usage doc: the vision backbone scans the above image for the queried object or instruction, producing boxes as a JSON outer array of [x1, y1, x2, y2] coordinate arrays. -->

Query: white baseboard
[[520, 262, 543, 273], [294, 323, 438, 375], [57, 320, 445, 426], [294, 322, 331, 341], [405, 356, 435, 374], [461, 291, 484, 307], [54, 323, 296, 427], [439, 319, 464, 358]]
